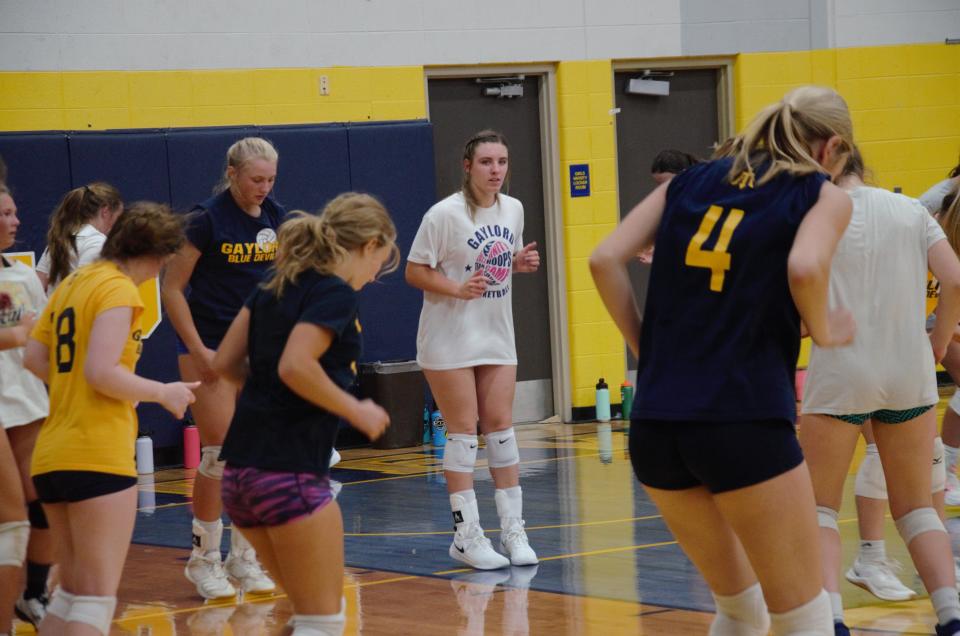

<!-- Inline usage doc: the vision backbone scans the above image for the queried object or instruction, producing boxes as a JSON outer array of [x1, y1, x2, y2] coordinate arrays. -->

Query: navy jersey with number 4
[[632, 157, 827, 423]]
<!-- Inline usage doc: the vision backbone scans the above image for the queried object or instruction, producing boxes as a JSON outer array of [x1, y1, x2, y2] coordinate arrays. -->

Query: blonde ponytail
[[263, 193, 399, 297], [727, 86, 853, 186]]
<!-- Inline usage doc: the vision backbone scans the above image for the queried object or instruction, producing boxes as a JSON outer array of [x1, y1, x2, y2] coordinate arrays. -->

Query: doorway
[[427, 72, 562, 422], [614, 66, 729, 369]]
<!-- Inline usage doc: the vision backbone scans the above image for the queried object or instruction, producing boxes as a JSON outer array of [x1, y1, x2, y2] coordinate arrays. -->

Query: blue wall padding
[[259, 124, 352, 213], [347, 121, 434, 363], [69, 131, 172, 204], [0, 133, 72, 254], [166, 126, 258, 211], [0, 120, 434, 450]]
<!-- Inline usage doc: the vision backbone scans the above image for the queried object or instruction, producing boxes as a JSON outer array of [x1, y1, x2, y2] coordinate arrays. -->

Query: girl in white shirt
[[0, 186, 51, 630], [406, 130, 540, 571], [36, 182, 123, 293], [800, 149, 960, 636]]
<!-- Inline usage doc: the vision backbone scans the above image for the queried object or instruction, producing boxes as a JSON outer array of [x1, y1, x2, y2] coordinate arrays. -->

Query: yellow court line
[[108, 574, 423, 623], [343, 513, 665, 537]]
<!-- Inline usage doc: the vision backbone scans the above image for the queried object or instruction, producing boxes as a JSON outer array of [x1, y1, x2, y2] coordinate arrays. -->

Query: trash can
[[358, 361, 426, 449]]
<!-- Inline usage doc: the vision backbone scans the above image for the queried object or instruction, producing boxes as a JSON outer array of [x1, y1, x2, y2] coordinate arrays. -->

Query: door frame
[[610, 57, 735, 380], [424, 64, 572, 422]]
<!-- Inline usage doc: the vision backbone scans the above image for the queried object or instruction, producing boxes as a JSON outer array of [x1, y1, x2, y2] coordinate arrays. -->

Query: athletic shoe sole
[[844, 567, 916, 601]]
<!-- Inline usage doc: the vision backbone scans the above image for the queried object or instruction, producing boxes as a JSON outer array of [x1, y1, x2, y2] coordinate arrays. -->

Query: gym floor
[[14, 398, 958, 635]]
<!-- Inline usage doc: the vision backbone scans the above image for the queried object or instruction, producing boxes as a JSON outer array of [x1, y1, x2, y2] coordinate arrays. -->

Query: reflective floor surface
[[12, 399, 960, 635]]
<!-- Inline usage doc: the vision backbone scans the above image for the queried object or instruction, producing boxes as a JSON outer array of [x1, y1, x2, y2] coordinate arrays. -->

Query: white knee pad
[[47, 586, 76, 621], [443, 434, 479, 473], [933, 436, 946, 493], [485, 428, 520, 468], [0, 520, 29, 567], [951, 389, 960, 414], [66, 594, 117, 636], [198, 445, 225, 479], [895, 507, 946, 545], [854, 444, 887, 500], [769, 589, 833, 636], [709, 582, 770, 636], [816, 506, 839, 533]]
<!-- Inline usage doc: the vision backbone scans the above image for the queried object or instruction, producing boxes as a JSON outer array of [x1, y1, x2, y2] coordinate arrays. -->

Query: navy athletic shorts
[[33, 470, 137, 503], [629, 418, 803, 494]]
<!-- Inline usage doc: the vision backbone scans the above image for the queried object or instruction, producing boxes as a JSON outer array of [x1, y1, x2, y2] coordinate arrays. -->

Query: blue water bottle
[[595, 378, 611, 422], [431, 410, 447, 447]]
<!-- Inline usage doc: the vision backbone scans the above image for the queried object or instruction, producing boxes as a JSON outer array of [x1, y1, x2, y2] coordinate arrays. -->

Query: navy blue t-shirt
[[186, 190, 285, 347], [221, 271, 360, 475], [632, 157, 827, 423]]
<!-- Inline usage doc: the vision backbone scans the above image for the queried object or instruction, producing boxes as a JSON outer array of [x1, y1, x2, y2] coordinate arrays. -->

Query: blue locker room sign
[[569, 163, 590, 197]]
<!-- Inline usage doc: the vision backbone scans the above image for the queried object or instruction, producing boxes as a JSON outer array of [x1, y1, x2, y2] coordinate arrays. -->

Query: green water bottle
[[620, 380, 634, 421]]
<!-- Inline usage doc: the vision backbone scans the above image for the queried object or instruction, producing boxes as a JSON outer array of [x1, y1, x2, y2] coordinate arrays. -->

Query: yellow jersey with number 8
[[30, 260, 144, 478]]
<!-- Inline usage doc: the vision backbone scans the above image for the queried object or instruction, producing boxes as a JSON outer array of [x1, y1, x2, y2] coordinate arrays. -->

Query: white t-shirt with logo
[[0, 258, 49, 428], [409, 192, 524, 370], [802, 186, 945, 415], [36, 223, 107, 292]]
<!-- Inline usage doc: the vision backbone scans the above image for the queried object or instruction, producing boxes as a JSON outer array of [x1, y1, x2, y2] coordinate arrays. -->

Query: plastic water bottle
[[183, 424, 200, 470], [620, 380, 634, 420], [138, 474, 156, 515], [595, 378, 611, 422], [597, 423, 613, 464], [431, 410, 447, 447], [135, 433, 154, 475]]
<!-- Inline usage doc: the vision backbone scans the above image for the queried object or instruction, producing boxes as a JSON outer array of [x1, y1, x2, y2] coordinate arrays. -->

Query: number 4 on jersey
[[685, 205, 745, 292]]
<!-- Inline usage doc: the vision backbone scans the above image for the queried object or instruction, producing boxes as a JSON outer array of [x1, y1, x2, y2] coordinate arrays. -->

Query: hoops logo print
[[474, 239, 513, 287]]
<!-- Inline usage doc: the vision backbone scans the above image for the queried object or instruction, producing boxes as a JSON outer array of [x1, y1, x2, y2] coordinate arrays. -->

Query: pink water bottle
[[183, 424, 200, 469]]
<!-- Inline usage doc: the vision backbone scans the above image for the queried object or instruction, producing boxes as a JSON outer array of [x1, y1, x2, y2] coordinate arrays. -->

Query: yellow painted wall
[[736, 43, 960, 197], [556, 60, 627, 408], [0, 66, 426, 131]]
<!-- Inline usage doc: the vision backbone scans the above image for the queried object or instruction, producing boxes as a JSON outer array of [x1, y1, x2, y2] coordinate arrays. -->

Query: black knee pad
[[27, 500, 48, 529]]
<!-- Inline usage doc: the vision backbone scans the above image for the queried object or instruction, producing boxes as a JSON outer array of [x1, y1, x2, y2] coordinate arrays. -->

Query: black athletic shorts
[[629, 418, 803, 494], [33, 470, 137, 504]]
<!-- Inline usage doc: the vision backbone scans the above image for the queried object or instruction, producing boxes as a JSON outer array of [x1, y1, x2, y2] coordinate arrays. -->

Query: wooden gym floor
[[12, 395, 960, 635]]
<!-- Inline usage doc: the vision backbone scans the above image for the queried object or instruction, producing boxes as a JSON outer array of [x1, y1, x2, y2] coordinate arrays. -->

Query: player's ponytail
[[263, 193, 399, 297], [46, 182, 123, 286], [727, 85, 853, 186]]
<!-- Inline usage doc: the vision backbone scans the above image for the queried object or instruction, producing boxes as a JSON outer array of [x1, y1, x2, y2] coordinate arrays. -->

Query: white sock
[[947, 444, 960, 475], [858, 539, 885, 564], [192, 518, 223, 557], [291, 613, 345, 636], [769, 589, 833, 635], [451, 489, 476, 504], [709, 582, 769, 636], [828, 591, 843, 623], [932, 587, 960, 625], [495, 486, 523, 528]]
